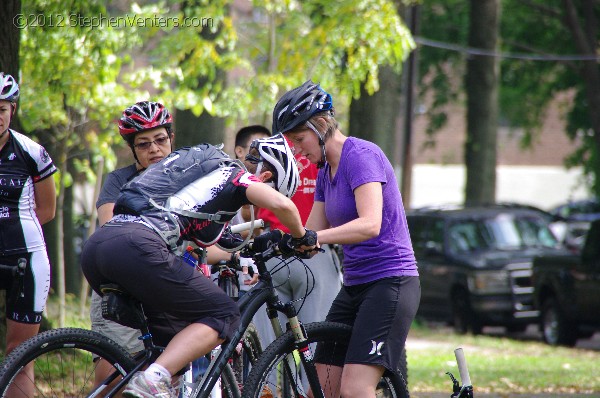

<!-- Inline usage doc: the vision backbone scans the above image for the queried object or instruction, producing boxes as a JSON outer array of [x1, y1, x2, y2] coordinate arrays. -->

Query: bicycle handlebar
[[229, 219, 265, 234], [454, 348, 472, 387], [243, 241, 322, 262]]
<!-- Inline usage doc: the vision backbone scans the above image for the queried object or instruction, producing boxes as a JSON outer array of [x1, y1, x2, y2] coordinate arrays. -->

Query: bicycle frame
[[95, 248, 307, 398], [194, 264, 293, 397]]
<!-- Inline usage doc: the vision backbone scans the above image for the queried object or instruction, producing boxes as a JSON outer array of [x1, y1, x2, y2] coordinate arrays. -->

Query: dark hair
[[235, 125, 270, 148]]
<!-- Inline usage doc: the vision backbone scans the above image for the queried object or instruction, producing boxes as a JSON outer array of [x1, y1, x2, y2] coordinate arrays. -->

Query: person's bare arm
[[205, 246, 232, 264], [305, 201, 329, 232], [312, 182, 383, 245], [245, 183, 305, 238], [33, 177, 56, 225], [97, 203, 115, 226]]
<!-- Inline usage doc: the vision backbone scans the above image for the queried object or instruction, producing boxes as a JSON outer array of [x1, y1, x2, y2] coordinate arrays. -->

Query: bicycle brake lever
[[446, 372, 461, 396]]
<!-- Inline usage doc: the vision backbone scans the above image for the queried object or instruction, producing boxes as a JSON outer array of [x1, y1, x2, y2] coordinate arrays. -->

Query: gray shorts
[[90, 290, 144, 355]]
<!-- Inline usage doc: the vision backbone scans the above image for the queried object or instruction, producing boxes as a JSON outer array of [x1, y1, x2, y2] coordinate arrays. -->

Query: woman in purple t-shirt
[[272, 80, 421, 398]]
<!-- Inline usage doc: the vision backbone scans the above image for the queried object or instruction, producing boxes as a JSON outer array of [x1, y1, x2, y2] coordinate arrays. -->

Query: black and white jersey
[[0, 129, 57, 255]]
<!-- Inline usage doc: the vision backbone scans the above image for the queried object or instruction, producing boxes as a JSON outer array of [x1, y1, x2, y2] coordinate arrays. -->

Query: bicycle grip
[[230, 219, 264, 234], [454, 347, 472, 387]]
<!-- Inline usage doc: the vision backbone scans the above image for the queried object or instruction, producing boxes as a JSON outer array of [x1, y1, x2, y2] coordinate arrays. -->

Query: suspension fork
[[279, 303, 325, 398]]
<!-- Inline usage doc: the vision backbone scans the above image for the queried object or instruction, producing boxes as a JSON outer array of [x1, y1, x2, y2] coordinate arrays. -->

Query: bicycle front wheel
[[231, 322, 262, 387], [241, 322, 409, 398], [0, 328, 137, 397]]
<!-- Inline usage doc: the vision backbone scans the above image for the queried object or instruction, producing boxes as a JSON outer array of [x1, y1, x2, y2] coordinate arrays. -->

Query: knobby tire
[[0, 328, 137, 397], [241, 322, 409, 398]]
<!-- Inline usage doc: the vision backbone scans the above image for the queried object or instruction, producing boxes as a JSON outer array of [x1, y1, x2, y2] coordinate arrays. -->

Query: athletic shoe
[[123, 371, 177, 398]]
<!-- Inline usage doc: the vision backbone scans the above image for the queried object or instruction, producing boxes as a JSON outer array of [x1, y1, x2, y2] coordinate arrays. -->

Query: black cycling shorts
[[315, 276, 420, 374], [0, 251, 50, 324], [81, 222, 241, 347]]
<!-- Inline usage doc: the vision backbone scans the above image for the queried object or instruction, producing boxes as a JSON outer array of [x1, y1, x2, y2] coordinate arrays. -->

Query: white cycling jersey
[[0, 129, 57, 255]]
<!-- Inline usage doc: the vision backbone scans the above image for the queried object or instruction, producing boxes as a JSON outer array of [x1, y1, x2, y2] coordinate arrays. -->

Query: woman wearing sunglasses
[[92, 100, 175, 395]]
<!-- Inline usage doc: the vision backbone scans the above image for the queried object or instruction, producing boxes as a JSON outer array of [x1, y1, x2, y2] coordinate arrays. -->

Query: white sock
[[144, 363, 172, 383]]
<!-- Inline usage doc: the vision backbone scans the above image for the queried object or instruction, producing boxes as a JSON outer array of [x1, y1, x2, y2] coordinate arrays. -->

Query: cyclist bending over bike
[[274, 81, 420, 398], [81, 134, 318, 398]]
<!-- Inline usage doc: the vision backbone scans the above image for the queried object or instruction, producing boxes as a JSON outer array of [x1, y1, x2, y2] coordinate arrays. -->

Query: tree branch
[[562, 0, 593, 55], [517, 0, 562, 18]]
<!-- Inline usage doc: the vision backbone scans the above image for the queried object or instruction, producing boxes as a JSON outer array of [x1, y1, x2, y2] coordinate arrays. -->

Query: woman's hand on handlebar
[[250, 229, 321, 258], [281, 229, 320, 258]]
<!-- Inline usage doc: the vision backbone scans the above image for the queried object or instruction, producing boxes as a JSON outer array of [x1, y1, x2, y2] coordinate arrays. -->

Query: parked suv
[[407, 205, 564, 334]]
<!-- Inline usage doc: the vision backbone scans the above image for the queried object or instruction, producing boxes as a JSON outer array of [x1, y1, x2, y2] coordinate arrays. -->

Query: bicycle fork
[[278, 303, 325, 398]]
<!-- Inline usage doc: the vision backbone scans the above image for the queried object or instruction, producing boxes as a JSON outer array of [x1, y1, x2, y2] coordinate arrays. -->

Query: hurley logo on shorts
[[370, 340, 384, 356]]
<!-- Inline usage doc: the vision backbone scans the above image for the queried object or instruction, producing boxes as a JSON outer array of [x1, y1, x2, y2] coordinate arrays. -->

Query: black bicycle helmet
[[272, 80, 333, 135]]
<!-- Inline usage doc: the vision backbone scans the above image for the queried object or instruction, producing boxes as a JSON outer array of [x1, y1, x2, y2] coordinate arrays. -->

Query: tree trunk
[[79, 157, 104, 317], [64, 178, 79, 294], [349, 66, 403, 164], [561, 0, 600, 197], [464, 0, 500, 207], [0, 0, 21, 349], [174, 109, 226, 148], [174, 0, 227, 148], [55, 141, 67, 327], [0, 0, 22, 132]]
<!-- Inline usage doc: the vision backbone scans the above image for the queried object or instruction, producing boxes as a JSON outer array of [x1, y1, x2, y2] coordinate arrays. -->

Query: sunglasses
[[245, 141, 264, 164], [134, 136, 171, 150]]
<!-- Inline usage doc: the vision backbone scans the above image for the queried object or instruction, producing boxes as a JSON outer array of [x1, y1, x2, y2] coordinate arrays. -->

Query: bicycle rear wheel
[[0, 328, 137, 397], [241, 322, 409, 398]]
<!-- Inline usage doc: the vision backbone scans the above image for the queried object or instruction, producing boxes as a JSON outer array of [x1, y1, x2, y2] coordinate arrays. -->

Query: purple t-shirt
[[315, 137, 418, 286]]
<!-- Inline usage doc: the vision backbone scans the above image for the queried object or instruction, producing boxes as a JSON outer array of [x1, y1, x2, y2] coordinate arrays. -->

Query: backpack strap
[[148, 198, 237, 223]]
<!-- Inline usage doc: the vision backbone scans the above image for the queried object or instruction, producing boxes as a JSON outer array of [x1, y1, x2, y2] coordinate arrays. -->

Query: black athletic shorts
[[81, 222, 240, 347], [0, 251, 51, 324], [314, 276, 420, 374]]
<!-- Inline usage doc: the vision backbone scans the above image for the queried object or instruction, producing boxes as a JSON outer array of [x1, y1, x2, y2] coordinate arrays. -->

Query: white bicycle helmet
[[249, 134, 299, 198], [0, 73, 20, 103]]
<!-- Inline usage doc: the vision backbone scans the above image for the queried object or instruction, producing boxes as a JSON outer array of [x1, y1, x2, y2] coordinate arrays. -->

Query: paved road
[[412, 323, 600, 351], [482, 324, 600, 351]]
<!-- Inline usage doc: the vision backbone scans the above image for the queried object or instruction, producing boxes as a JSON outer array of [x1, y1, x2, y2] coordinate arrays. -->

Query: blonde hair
[[288, 110, 338, 141]]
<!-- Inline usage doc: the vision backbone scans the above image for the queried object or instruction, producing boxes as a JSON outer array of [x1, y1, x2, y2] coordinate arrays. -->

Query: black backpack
[[115, 144, 240, 249]]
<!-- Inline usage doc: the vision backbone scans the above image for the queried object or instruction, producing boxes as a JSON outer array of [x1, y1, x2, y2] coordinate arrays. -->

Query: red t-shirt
[[257, 154, 317, 233]]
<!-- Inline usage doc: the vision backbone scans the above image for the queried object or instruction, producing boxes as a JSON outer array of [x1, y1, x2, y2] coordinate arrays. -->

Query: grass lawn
[[5, 297, 600, 396], [407, 323, 600, 395]]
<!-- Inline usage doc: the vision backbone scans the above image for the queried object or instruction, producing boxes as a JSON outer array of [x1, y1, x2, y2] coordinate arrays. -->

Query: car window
[[448, 213, 559, 254], [428, 219, 445, 254], [408, 216, 444, 258], [408, 216, 429, 256], [448, 221, 490, 254]]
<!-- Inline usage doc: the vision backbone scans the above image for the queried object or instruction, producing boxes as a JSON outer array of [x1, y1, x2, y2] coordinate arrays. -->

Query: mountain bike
[[242, 336, 474, 398], [0, 227, 410, 398]]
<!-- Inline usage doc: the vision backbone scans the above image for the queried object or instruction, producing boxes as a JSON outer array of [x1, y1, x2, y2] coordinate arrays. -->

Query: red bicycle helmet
[[118, 101, 173, 139]]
